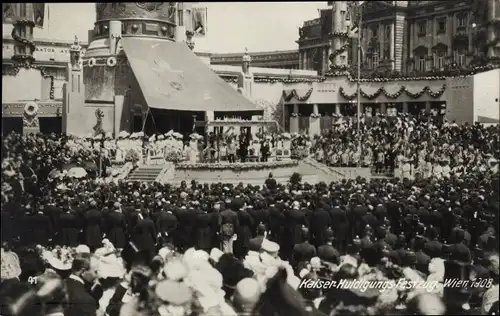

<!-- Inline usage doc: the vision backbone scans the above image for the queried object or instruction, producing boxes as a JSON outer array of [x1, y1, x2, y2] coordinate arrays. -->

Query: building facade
[[211, 50, 300, 69], [297, 0, 499, 75]]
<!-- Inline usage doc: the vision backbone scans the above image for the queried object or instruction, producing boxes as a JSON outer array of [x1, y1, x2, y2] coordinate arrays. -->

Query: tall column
[[290, 104, 299, 133], [299, 50, 304, 69], [304, 50, 309, 70], [487, 0, 496, 57], [390, 22, 395, 70], [409, 23, 414, 58], [309, 104, 321, 136], [402, 102, 409, 113]]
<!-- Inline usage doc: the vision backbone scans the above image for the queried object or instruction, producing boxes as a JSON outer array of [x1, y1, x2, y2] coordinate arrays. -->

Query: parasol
[[48, 169, 63, 180], [118, 131, 130, 138], [166, 130, 174, 137], [67, 167, 88, 179], [173, 132, 183, 139]]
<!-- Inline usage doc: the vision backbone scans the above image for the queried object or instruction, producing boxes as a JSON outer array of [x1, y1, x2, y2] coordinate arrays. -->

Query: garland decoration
[[10, 20, 36, 64], [220, 76, 324, 84], [282, 88, 314, 102], [329, 43, 350, 63], [339, 84, 447, 100], [176, 160, 298, 171], [330, 31, 349, 39]]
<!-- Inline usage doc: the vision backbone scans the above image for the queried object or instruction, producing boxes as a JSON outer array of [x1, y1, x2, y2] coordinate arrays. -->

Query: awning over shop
[[121, 37, 262, 113]]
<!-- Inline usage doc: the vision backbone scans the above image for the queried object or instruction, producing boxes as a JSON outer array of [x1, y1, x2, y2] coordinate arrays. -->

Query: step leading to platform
[[127, 165, 167, 182]]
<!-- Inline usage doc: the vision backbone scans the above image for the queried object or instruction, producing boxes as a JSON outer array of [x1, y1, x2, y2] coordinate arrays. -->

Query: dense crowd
[[311, 116, 499, 177], [1, 118, 499, 316]]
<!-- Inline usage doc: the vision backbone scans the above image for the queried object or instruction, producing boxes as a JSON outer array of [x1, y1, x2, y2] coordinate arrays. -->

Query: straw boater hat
[[261, 239, 279, 257]]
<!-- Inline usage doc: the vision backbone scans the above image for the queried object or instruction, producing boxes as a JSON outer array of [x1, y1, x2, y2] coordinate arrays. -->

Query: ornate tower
[[328, 1, 351, 70], [63, 3, 179, 136]]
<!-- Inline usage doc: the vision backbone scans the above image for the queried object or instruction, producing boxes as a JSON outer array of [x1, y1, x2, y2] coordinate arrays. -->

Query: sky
[[3, 2, 327, 53]]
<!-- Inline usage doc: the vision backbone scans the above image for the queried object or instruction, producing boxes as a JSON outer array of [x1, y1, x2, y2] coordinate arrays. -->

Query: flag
[[32, 3, 45, 28], [192, 7, 207, 36], [347, 1, 365, 38]]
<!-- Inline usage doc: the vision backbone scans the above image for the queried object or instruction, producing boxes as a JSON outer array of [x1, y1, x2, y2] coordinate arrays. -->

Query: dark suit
[[83, 208, 103, 249], [22, 212, 53, 246], [105, 211, 128, 249], [309, 208, 331, 248], [64, 277, 98, 316], [194, 210, 213, 251], [130, 216, 156, 253], [155, 210, 178, 245], [58, 211, 81, 247]]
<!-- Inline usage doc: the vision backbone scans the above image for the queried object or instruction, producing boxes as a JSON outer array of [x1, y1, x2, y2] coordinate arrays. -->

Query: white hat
[[210, 248, 224, 263], [75, 245, 91, 254], [261, 239, 279, 254], [97, 254, 126, 279]]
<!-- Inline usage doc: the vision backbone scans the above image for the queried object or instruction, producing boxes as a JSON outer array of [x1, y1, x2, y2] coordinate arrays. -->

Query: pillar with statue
[[237, 48, 254, 99]]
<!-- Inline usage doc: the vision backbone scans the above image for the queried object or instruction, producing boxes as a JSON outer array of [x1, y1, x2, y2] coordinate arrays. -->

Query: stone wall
[[2, 68, 43, 102]]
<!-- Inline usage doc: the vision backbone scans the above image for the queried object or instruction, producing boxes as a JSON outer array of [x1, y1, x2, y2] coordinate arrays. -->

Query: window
[[455, 49, 466, 66], [435, 51, 445, 69], [437, 18, 446, 34], [457, 14, 467, 28], [372, 53, 379, 69], [418, 56, 426, 71], [418, 21, 426, 36], [372, 25, 379, 38]]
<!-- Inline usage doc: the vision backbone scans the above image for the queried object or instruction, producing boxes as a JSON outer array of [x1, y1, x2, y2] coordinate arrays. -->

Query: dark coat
[[308, 208, 331, 248], [22, 212, 53, 246], [130, 217, 156, 252], [83, 208, 103, 248], [58, 211, 81, 247], [155, 210, 178, 244], [64, 277, 98, 316], [268, 205, 285, 244], [105, 211, 128, 249], [194, 210, 213, 250]]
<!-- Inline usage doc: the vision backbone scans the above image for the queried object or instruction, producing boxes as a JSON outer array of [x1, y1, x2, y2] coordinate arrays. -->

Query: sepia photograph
[[1, 1, 499, 316]]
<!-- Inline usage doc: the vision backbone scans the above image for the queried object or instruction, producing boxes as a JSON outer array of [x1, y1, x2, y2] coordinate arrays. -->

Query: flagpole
[[356, 3, 362, 155]]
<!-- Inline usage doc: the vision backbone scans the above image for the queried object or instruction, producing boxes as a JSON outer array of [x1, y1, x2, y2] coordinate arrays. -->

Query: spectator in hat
[[292, 226, 316, 268], [64, 254, 98, 316], [317, 228, 340, 265]]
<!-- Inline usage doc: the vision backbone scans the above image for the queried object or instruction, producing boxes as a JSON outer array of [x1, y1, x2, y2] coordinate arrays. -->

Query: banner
[[2, 4, 45, 28], [191, 7, 207, 37], [32, 3, 45, 28]]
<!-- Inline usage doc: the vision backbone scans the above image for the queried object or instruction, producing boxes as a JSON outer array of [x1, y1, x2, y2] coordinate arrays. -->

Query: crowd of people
[[311, 116, 499, 178], [1, 116, 499, 316]]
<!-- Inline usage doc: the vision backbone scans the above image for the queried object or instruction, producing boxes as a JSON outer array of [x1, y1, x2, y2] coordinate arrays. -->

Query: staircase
[[127, 165, 166, 182]]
